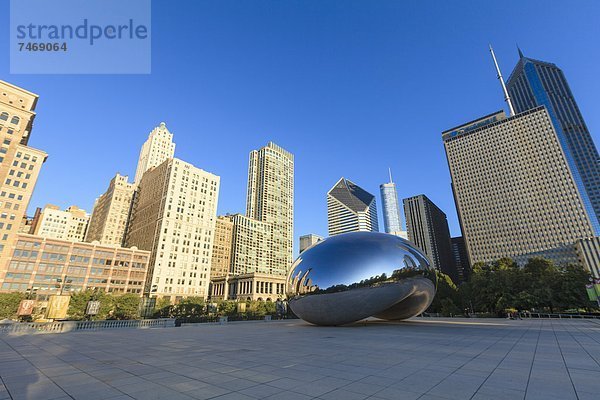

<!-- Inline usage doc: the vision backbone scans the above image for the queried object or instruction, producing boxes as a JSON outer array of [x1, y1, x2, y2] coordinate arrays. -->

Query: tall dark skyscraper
[[403, 195, 456, 282], [451, 236, 470, 283], [506, 51, 600, 224]]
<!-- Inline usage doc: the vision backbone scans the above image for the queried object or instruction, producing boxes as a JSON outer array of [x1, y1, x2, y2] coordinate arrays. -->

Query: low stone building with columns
[[210, 272, 286, 302]]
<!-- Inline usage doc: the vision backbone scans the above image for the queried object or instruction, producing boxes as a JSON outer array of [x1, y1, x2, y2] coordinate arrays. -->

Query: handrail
[[0, 318, 175, 335]]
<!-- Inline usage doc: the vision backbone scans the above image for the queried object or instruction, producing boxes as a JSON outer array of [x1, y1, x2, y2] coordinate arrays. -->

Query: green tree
[[217, 300, 237, 316], [440, 298, 461, 317], [0, 292, 25, 319], [154, 297, 171, 314], [264, 300, 276, 315], [112, 294, 141, 320], [458, 257, 597, 315], [67, 290, 114, 320], [427, 272, 461, 315], [247, 300, 268, 316], [180, 296, 205, 306], [551, 265, 593, 311]]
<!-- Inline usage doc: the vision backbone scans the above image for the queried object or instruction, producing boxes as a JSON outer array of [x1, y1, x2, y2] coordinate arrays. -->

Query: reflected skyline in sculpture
[[287, 232, 437, 326]]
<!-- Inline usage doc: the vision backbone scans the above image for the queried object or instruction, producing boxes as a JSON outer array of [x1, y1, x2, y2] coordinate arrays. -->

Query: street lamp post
[[55, 276, 73, 295]]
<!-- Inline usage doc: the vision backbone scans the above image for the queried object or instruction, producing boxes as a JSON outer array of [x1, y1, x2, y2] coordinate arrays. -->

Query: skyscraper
[[125, 158, 220, 300], [0, 80, 47, 273], [32, 204, 89, 242], [507, 51, 600, 222], [403, 194, 455, 280], [443, 107, 598, 266], [229, 213, 273, 276], [327, 178, 378, 236], [380, 169, 407, 238], [451, 236, 470, 283], [246, 142, 294, 274], [86, 173, 135, 246], [134, 122, 175, 186]]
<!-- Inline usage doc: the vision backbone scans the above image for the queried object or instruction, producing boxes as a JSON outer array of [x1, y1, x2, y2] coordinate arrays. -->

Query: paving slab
[[1, 318, 600, 399]]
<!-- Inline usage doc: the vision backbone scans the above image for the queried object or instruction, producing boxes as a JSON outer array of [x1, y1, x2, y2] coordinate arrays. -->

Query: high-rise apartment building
[[210, 215, 234, 279], [507, 52, 600, 222], [299, 233, 323, 253], [125, 158, 220, 300], [209, 142, 294, 301], [327, 178, 378, 236], [443, 107, 598, 266], [85, 173, 135, 246], [403, 194, 455, 280], [0, 80, 47, 274], [134, 122, 175, 186], [246, 142, 294, 275], [380, 170, 407, 238], [229, 214, 273, 276], [32, 204, 89, 242]]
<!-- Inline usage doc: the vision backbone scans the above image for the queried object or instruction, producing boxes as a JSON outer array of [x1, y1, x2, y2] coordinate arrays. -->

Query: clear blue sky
[[1, 1, 599, 253]]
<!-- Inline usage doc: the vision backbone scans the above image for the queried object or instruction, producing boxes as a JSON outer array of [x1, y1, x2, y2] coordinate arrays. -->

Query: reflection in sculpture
[[287, 232, 437, 326]]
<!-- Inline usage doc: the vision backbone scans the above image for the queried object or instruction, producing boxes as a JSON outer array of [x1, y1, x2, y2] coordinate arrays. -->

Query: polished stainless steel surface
[[287, 231, 437, 326]]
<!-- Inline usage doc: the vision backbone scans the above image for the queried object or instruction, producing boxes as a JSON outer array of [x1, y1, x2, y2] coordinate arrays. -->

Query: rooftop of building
[[328, 177, 375, 213], [14, 233, 150, 254]]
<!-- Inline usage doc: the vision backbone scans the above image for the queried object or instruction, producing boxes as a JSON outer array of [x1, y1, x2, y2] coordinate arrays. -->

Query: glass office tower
[[380, 178, 403, 236], [507, 51, 600, 226]]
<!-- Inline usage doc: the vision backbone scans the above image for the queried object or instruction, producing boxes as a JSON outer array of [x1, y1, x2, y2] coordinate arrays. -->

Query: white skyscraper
[[380, 169, 407, 239], [134, 122, 175, 185], [327, 177, 378, 236]]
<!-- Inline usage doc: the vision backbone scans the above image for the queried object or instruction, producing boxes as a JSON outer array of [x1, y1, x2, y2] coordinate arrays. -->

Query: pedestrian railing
[[0, 318, 175, 335], [517, 312, 600, 320], [178, 315, 279, 326], [418, 313, 600, 320]]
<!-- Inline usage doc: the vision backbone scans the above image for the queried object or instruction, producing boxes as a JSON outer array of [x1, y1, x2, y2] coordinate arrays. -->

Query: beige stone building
[[126, 158, 220, 301], [134, 122, 175, 186], [85, 173, 135, 246], [443, 107, 597, 266], [211, 272, 287, 302], [246, 142, 294, 276], [32, 204, 89, 242], [210, 215, 234, 279], [1, 233, 149, 296], [0, 80, 47, 276]]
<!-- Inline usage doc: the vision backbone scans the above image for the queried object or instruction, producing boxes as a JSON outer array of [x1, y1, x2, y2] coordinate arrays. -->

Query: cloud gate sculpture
[[287, 232, 437, 326]]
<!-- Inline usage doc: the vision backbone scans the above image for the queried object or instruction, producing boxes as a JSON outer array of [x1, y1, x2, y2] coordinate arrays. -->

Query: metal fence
[[517, 312, 600, 320], [419, 313, 600, 320], [0, 318, 175, 335]]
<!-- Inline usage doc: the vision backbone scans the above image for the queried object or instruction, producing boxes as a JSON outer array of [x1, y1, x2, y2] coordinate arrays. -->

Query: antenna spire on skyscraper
[[388, 167, 393, 183], [517, 44, 524, 59], [489, 44, 515, 116]]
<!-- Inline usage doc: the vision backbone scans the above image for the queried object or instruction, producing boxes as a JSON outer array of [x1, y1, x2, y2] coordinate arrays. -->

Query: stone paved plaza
[[1, 318, 600, 400]]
